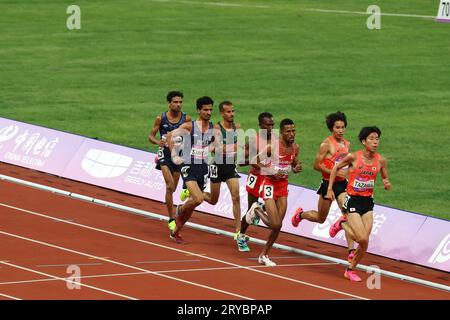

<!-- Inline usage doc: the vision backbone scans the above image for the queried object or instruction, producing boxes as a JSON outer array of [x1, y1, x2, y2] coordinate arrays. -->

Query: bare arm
[[379, 155, 391, 190], [292, 146, 302, 174], [148, 116, 164, 147], [326, 153, 356, 201]]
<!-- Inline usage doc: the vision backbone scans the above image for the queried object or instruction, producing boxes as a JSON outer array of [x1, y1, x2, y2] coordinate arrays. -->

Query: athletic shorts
[[180, 164, 209, 191], [343, 195, 374, 215], [317, 179, 347, 200], [259, 178, 289, 201], [155, 147, 181, 173], [246, 173, 263, 198], [209, 163, 240, 183]]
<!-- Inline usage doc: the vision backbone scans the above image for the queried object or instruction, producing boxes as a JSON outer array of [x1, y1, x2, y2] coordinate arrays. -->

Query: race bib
[[353, 178, 375, 191], [263, 185, 274, 199], [246, 174, 258, 189], [191, 145, 208, 159], [209, 165, 218, 179]]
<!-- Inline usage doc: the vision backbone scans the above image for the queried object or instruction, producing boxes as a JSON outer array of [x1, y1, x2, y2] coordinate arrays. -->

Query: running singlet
[[265, 142, 298, 182], [321, 136, 350, 181], [346, 150, 380, 197], [159, 111, 187, 143], [218, 122, 237, 165], [248, 133, 274, 176], [189, 120, 215, 165]]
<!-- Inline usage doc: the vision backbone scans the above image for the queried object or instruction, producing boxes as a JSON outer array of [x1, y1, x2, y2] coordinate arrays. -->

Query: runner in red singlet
[[235, 112, 275, 252], [326, 126, 391, 282], [248, 119, 302, 266], [291, 111, 355, 262]]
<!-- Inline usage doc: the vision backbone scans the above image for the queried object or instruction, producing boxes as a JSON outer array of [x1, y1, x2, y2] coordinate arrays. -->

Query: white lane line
[[0, 261, 137, 300], [0, 292, 21, 300], [0, 262, 338, 286], [37, 263, 103, 267], [151, 0, 435, 19], [0, 203, 367, 300], [136, 259, 202, 264], [0, 230, 252, 300]]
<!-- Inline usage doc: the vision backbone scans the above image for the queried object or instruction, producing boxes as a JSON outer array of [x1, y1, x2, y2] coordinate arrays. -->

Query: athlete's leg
[[301, 197, 332, 223], [161, 165, 176, 219], [226, 178, 242, 232], [175, 181, 204, 232], [260, 197, 283, 257], [203, 182, 221, 205], [343, 212, 372, 270], [240, 193, 258, 235], [336, 192, 355, 252]]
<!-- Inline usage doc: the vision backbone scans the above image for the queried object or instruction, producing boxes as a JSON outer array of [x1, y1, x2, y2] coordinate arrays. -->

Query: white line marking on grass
[[0, 230, 253, 300], [0, 261, 137, 300], [151, 0, 434, 19], [0, 292, 21, 300], [0, 203, 368, 300]]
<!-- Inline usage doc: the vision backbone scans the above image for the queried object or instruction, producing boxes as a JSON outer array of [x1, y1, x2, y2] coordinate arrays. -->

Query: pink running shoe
[[329, 215, 346, 238], [348, 249, 356, 263], [344, 269, 362, 282], [170, 231, 185, 244], [291, 207, 303, 227]]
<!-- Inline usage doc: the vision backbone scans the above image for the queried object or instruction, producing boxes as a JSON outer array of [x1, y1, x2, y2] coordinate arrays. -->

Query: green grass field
[[1, 0, 449, 219]]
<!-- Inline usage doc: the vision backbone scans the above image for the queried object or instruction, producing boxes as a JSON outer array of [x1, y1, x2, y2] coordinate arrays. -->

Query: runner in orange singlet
[[291, 111, 355, 262], [248, 119, 302, 266], [326, 126, 391, 282]]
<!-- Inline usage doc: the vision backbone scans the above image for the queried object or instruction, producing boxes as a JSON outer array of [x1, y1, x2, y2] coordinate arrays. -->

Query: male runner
[[148, 91, 191, 231]]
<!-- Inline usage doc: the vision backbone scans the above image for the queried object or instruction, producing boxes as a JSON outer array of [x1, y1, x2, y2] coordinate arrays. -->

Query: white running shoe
[[245, 202, 261, 225], [258, 255, 276, 267]]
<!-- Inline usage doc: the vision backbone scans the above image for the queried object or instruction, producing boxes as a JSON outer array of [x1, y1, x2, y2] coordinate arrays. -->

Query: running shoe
[[329, 215, 347, 238], [169, 231, 185, 244], [233, 231, 250, 241], [167, 219, 176, 232], [348, 249, 356, 263], [344, 269, 362, 282], [245, 202, 261, 225], [258, 255, 276, 267], [236, 234, 250, 252], [291, 207, 303, 227], [180, 189, 190, 201]]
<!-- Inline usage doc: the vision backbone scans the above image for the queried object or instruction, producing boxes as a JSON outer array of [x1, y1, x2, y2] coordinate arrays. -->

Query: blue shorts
[[180, 164, 209, 191]]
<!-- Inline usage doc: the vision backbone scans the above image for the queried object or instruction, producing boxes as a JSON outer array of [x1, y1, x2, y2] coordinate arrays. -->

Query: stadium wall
[[0, 116, 448, 272]]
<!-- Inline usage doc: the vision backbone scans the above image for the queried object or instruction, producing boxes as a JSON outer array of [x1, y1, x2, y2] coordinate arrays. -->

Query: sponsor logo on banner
[[312, 202, 341, 238], [0, 124, 60, 167], [428, 233, 450, 264], [82, 149, 132, 178]]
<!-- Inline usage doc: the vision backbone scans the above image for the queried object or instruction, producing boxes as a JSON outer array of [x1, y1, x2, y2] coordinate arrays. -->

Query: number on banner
[[264, 185, 274, 199], [437, 1, 450, 22], [246, 174, 257, 189]]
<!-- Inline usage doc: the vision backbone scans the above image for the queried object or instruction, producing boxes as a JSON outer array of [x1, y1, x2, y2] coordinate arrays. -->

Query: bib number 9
[[246, 174, 257, 189]]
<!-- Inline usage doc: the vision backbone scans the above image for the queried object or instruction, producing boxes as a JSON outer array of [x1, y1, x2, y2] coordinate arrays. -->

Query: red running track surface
[[0, 163, 449, 300]]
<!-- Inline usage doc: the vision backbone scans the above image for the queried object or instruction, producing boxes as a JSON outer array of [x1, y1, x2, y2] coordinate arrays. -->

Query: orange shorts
[[259, 178, 289, 201], [246, 173, 263, 198]]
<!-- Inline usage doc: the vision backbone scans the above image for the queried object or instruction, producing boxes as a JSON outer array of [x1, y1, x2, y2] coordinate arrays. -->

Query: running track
[[0, 163, 448, 300]]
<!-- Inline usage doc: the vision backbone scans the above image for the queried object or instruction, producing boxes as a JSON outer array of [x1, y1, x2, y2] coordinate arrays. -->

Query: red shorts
[[246, 172, 263, 198], [259, 178, 289, 201]]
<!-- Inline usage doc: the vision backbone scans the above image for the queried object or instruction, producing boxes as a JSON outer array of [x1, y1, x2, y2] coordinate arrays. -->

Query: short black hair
[[219, 100, 233, 112], [166, 91, 183, 102], [258, 112, 273, 124], [358, 126, 381, 142], [196, 96, 214, 110], [280, 118, 294, 131], [326, 111, 347, 131]]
